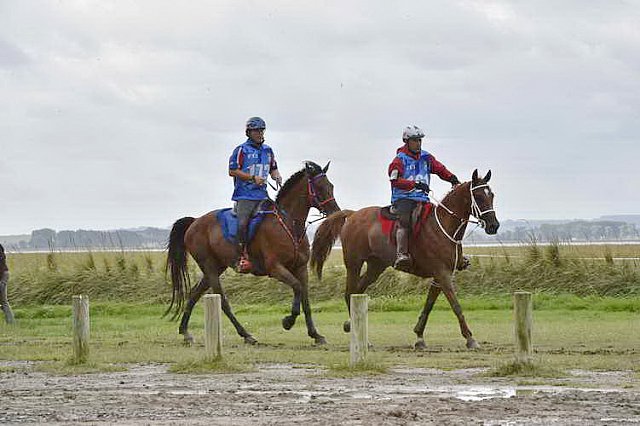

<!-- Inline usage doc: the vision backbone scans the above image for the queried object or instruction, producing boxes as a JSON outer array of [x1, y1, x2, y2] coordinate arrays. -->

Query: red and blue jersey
[[388, 145, 454, 203], [229, 140, 278, 201]]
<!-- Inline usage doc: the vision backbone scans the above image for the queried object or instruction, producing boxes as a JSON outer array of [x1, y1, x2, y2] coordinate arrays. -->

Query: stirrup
[[457, 255, 471, 271], [236, 256, 253, 274], [394, 253, 411, 271]]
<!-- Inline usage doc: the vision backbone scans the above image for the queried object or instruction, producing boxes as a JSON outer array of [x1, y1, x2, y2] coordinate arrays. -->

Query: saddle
[[378, 202, 433, 243], [216, 200, 275, 244]]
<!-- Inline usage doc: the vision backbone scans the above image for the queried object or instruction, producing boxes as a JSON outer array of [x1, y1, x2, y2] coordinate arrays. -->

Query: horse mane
[[275, 161, 323, 204], [439, 181, 471, 205]]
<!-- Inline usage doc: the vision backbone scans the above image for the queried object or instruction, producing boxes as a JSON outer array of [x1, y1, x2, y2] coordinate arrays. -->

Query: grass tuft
[[487, 360, 564, 378]]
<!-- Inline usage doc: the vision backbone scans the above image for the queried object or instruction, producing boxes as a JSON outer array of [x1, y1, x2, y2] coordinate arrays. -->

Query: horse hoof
[[343, 320, 351, 333], [315, 336, 327, 345], [466, 339, 480, 350], [244, 336, 258, 345], [282, 316, 296, 330], [414, 340, 427, 351]]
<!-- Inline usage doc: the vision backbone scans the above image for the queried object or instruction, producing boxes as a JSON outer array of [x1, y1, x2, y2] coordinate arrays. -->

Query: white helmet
[[402, 125, 425, 141]]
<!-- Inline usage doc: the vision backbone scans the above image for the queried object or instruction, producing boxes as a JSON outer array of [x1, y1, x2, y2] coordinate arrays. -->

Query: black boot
[[394, 227, 411, 271]]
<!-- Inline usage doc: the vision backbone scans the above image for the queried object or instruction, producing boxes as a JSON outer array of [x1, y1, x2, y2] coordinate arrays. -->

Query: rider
[[0, 243, 15, 324], [228, 117, 283, 273], [388, 125, 461, 271]]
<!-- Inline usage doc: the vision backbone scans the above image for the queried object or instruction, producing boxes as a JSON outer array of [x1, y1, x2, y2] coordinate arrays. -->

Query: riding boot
[[236, 243, 253, 274], [394, 227, 411, 271]]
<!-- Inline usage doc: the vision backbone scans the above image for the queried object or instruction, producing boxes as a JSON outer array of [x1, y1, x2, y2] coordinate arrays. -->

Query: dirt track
[[1, 362, 638, 425]]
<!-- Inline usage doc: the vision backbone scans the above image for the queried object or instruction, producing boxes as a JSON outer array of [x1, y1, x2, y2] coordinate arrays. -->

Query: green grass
[[1, 301, 638, 375], [1, 244, 638, 377]]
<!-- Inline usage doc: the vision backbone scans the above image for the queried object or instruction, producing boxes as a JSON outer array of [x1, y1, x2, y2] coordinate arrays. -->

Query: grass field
[[1, 301, 638, 375], [1, 244, 638, 376]]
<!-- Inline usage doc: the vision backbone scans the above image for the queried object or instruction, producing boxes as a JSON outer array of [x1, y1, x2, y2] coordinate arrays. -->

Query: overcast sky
[[1, 1, 639, 234]]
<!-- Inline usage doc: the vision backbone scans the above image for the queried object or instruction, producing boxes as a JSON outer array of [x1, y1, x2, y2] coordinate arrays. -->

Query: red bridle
[[307, 173, 335, 213]]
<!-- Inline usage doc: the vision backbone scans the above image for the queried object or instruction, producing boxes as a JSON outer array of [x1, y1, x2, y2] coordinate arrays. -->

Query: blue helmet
[[246, 116, 266, 130]]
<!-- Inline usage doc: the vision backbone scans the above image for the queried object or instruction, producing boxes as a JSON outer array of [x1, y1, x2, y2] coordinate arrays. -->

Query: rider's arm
[[388, 158, 417, 190], [429, 155, 459, 185], [229, 168, 257, 182]]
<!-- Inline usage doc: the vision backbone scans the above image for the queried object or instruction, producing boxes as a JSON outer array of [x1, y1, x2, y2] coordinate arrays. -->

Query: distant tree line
[[9, 228, 169, 251], [468, 220, 640, 243]]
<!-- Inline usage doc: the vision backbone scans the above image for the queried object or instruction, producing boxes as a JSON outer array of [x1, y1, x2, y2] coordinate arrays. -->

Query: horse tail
[[311, 210, 354, 280], [164, 216, 196, 319]]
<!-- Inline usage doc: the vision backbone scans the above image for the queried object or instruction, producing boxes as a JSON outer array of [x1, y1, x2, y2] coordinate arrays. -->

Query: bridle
[[434, 182, 494, 244], [270, 171, 336, 264], [432, 181, 495, 274], [307, 173, 335, 218]]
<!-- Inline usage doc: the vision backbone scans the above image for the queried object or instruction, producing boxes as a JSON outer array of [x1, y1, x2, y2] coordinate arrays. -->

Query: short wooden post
[[72, 295, 90, 364], [513, 291, 533, 363], [203, 294, 223, 361], [350, 294, 368, 367]]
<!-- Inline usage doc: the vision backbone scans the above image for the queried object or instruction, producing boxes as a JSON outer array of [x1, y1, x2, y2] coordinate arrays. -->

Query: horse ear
[[483, 170, 492, 182], [304, 161, 313, 175], [322, 161, 331, 173], [472, 169, 479, 182]]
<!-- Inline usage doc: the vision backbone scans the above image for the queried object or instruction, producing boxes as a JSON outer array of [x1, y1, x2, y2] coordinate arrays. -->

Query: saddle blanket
[[216, 208, 271, 244], [378, 202, 434, 243]]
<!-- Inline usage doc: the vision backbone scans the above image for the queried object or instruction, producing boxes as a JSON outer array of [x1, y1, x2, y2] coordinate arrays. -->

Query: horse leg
[[269, 263, 323, 343], [413, 280, 442, 350], [178, 277, 209, 345], [206, 270, 257, 345], [342, 260, 363, 333], [440, 275, 479, 349], [295, 264, 326, 345], [342, 259, 385, 333]]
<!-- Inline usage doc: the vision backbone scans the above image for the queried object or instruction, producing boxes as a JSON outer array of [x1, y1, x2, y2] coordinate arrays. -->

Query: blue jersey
[[390, 150, 432, 203], [228, 140, 277, 201]]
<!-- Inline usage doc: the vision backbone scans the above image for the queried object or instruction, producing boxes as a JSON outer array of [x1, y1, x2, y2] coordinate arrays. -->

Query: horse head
[[304, 161, 341, 215], [470, 169, 500, 234]]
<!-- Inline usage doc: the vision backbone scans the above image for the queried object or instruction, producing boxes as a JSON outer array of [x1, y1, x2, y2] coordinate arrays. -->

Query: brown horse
[[166, 161, 340, 345], [311, 170, 499, 349]]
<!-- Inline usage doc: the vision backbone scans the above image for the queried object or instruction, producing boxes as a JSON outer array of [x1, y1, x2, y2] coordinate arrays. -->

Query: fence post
[[203, 294, 223, 361], [513, 291, 533, 363], [350, 294, 368, 367], [72, 295, 90, 364]]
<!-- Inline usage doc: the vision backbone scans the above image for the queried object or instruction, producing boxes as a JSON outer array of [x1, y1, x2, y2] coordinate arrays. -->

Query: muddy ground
[[1, 362, 638, 425]]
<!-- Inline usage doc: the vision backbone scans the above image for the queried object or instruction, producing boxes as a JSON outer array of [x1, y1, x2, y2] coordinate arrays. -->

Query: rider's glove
[[414, 182, 430, 192], [449, 175, 461, 186]]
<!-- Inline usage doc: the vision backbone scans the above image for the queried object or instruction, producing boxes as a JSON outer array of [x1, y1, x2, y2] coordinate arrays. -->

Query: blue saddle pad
[[216, 208, 271, 244]]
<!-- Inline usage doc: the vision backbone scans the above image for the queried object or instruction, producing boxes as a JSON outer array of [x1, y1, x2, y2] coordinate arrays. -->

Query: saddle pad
[[216, 208, 271, 244], [378, 202, 434, 242]]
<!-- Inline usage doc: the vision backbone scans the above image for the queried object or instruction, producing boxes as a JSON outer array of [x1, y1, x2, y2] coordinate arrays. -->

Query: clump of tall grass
[[6, 241, 640, 307]]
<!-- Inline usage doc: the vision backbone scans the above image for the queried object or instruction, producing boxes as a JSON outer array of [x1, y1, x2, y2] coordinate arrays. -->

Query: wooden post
[[350, 294, 368, 367], [513, 291, 533, 363], [203, 294, 223, 361], [72, 295, 90, 364]]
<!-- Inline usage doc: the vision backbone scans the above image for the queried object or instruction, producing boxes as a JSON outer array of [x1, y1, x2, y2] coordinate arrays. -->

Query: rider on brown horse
[[228, 117, 283, 273], [389, 125, 461, 271]]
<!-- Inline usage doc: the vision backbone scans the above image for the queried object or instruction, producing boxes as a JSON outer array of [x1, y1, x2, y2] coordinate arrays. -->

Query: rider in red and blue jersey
[[388, 125, 461, 270], [228, 117, 283, 273]]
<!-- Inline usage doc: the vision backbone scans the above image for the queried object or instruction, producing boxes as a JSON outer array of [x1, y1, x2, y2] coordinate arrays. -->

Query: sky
[[1, 1, 639, 235]]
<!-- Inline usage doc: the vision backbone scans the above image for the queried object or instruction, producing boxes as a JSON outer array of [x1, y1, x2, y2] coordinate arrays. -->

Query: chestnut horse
[[166, 161, 340, 345], [311, 170, 499, 349]]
